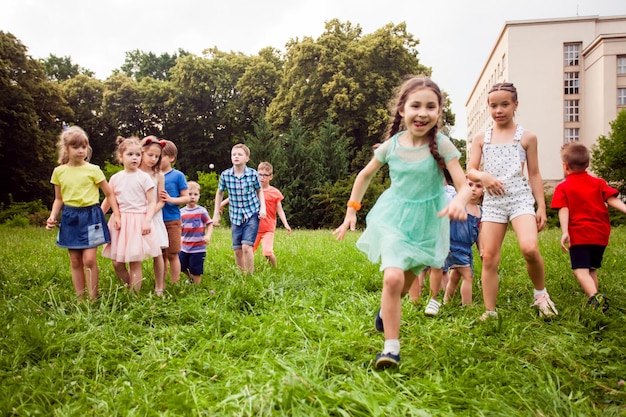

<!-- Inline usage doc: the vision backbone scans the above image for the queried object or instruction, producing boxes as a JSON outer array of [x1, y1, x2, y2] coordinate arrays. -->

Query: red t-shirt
[[550, 171, 618, 246], [259, 186, 284, 233]]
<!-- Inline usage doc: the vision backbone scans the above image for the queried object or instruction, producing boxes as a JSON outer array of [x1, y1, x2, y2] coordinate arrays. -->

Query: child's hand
[[438, 200, 467, 221], [112, 213, 121, 230], [142, 220, 151, 235], [258, 209, 267, 220], [203, 235, 211, 244], [285, 225, 292, 234], [45, 216, 57, 230], [560, 233, 570, 252], [213, 213, 221, 227], [482, 174, 505, 196], [535, 209, 547, 232], [159, 189, 170, 202], [332, 212, 357, 240]]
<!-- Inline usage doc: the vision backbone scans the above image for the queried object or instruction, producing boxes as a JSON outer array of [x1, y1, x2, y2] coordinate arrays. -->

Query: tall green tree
[[0, 32, 72, 205], [40, 54, 94, 82], [61, 75, 114, 166], [591, 109, 626, 197], [120, 49, 189, 81]]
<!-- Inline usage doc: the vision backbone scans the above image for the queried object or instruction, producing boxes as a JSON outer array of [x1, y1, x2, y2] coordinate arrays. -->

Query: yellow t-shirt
[[50, 163, 106, 207]]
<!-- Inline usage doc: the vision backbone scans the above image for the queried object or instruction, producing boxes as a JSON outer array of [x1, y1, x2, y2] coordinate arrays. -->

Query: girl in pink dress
[[140, 136, 169, 296], [102, 136, 161, 292]]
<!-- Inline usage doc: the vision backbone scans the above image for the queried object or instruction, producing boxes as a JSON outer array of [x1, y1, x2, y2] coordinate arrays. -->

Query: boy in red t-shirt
[[551, 142, 626, 311], [220, 161, 291, 267]]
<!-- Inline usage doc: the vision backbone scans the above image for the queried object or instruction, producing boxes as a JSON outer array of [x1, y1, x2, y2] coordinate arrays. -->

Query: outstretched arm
[[332, 156, 383, 240], [607, 196, 626, 215]]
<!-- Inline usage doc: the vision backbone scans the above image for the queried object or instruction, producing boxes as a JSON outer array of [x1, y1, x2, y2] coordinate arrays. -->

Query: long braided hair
[[381, 76, 445, 170]]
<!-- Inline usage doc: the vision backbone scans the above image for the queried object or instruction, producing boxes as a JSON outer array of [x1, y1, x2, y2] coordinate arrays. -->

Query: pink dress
[[102, 170, 161, 262]]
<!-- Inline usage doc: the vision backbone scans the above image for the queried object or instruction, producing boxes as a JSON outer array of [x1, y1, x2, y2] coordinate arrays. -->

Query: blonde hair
[[115, 136, 142, 163], [56, 126, 92, 165], [232, 143, 250, 157], [257, 161, 273, 173], [187, 180, 200, 193]]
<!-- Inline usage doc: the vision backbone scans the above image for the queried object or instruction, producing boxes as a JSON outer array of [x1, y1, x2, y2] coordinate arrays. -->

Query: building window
[[564, 128, 580, 143], [564, 43, 580, 66], [564, 72, 579, 94], [619, 88, 626, 106], [564, 100, 579, 122], [618, 56, 626, 75]]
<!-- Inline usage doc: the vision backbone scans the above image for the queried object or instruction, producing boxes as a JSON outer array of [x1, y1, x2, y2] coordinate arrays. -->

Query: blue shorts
[[443, 249, 473, 272], [57, 204, 110, 249], [569, 245, 606, 270], [231, 215, 259, 250], [179, 251, 206, 276]]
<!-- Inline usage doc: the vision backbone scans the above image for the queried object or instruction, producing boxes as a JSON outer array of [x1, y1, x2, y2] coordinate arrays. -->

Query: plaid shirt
[[218, 166, 261, 225]]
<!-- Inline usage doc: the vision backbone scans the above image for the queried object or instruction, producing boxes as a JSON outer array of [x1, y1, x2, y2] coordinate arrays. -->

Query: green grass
[[1, 224, 625, 416]]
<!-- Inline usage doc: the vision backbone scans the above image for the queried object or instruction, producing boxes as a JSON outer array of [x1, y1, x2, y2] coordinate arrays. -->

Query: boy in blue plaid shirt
[[213, 144, 266, 273]]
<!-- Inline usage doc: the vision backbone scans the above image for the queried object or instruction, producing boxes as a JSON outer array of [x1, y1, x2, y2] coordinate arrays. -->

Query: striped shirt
[[218, 166, 261, 225], [180, 206, 212, 253]]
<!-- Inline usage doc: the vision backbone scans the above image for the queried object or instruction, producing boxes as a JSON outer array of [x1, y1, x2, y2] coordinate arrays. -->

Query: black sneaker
[[587, 293, 609, 312], [375, 309, 384, 332], [375, 352, 400, 369]]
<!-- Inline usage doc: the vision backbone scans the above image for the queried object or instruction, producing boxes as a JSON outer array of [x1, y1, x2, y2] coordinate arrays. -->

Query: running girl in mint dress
[[334, 76, 471, 370]]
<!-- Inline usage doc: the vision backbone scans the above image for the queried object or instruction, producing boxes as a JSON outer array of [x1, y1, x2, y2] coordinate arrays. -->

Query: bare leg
[[82, 248, 99, 300], [409, 270, 426, 302], [113, 260, 130, 287], [381, 268, 405, 340], [458, 266, 473, 305], [511, 215, 545, 290], [242, 244, 255, 274], [444, 268, 461, 303], [234, 249, 245, 271], [479, 222, 508, 311], [266, 254, 277, 267], [428, 268, 443, 300], [68, 249, 86, 299], [153, 255, 165, 295], [127, 261, 143, 292], [166, 251, 181, 284], [573, 268, 598, 297]]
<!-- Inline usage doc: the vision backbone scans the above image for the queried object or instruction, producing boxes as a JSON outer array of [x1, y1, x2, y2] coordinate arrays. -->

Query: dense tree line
[[2, 21, 624, 229]]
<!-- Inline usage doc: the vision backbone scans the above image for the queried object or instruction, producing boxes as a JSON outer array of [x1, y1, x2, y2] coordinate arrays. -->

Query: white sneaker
[[533, 293, 558, 317], [479, 310, 498, 321], [424, 298, 441, 316]]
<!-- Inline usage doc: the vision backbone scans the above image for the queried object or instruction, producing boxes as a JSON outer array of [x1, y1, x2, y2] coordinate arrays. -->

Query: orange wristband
[[347, 200, 362, 211]]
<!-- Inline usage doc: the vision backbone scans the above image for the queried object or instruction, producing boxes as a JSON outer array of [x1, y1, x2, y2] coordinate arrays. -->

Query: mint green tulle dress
[[356, 131, 460, 274]]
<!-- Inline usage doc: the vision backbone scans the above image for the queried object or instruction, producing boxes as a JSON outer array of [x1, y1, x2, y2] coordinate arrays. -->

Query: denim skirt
[[57, 204, 111, 249]]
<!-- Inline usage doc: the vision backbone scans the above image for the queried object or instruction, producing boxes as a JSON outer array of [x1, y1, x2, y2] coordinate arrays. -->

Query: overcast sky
[[2, 0, 625, 139]]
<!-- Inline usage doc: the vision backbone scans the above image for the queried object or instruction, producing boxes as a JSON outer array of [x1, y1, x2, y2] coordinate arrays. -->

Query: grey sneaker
[[424, 298, 441, 316]]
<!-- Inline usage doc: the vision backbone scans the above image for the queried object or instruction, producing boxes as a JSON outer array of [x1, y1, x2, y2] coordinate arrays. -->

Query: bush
[[0, 198, 48, 226], [5, 216, 30, 228]]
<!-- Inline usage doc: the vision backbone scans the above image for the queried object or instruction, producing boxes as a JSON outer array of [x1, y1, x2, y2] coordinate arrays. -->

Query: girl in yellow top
[[46, 126, 120, 300]]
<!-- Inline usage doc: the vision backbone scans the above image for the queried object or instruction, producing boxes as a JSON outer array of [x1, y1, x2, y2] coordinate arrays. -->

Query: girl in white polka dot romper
[[467, 82, 558, 320]]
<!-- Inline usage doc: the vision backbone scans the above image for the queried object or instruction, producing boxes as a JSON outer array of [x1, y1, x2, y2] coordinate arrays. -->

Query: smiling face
[[488, 89, 518, 126], [399, 87, 441, 142]]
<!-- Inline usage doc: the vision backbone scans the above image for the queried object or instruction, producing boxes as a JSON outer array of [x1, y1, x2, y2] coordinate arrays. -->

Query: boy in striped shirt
[[179, 181, 213, 284]]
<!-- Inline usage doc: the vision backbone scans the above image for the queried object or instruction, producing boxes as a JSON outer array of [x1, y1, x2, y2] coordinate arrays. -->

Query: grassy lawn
[[0, 224, 625, 416]]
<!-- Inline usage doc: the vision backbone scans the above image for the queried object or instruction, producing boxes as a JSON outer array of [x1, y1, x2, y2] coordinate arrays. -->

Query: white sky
[[2, 0, 625, 139]]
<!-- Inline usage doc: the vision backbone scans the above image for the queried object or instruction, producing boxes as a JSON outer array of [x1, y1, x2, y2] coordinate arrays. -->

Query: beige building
[[466, 15, 626, 184]]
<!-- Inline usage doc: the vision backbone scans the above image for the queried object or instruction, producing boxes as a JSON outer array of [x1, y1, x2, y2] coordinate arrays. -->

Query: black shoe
[[375, 309, 384, 332], [588, 293, 609, 312], [375, 352, 400, 369]]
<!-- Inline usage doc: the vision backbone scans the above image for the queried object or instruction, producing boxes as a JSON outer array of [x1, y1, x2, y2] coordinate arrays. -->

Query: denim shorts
[[231, 215, 259, 250]]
